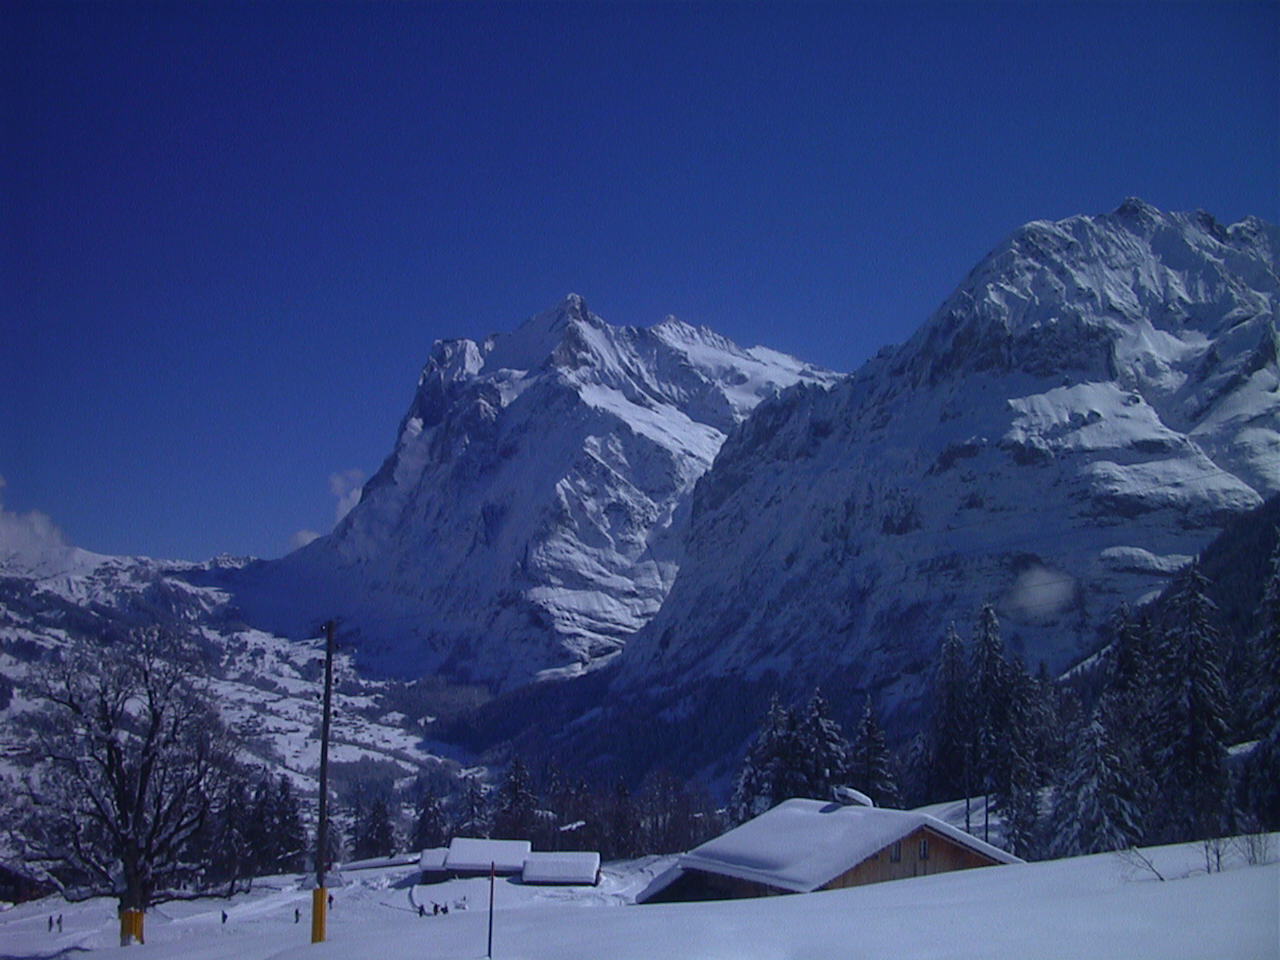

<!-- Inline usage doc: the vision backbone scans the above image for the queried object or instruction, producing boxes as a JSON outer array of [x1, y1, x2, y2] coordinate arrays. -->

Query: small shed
[[445, 837, 532, 876], [521, 851, 601, 886], [639, 799, 1020, 903]]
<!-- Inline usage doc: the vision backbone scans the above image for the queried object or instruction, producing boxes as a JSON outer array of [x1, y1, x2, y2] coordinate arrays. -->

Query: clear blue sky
[[3, 1, 1277, 561]]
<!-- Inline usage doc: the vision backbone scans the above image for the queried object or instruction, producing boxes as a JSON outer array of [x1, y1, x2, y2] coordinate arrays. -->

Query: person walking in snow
[[294, 907, 300, 923], [57, 915, 62, 932], [221, 910, 227, 924], [47, 916, 52, 933]]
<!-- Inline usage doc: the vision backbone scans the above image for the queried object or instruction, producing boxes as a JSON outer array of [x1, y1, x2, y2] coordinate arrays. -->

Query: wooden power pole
[[312, 620, 336, 944]]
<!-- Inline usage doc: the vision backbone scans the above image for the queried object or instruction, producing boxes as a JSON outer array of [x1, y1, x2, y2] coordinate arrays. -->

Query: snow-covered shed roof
[[521, 851, 601, 885], [418, 848, 449, 872], [445, 837, 533, 873], [344, 853, 422, 872], [634, 863, 684, 903], [678, 799, 1021, 893]]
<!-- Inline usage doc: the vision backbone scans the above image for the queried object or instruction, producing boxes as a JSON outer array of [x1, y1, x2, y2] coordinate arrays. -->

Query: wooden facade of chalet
[[821, 824, 998, 889]]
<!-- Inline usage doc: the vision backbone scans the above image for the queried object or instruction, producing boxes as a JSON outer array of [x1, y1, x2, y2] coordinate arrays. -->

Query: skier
[[57, 915, 63, 933], [418, 904, 425, 918], [221, 910, 227, 925], [48, 916, 53, 933], [294, 907, 300, 923]]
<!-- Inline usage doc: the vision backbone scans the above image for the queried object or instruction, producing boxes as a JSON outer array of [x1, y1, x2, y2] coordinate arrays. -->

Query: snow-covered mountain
[[233, 294, 838, 689], [0, 549, 447, 798], [617, 200, 1278, 727], [4, 200, 1275, 790]]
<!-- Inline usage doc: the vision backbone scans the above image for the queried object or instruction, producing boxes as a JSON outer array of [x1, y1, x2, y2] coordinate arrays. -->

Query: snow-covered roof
[[344, 853, 422, 872], [418, 848, 449, 872], [679, 799, 1021, 893], [446, 837, 533, 873], [521, 851, 601, 885], [634, 863, 685, 903]]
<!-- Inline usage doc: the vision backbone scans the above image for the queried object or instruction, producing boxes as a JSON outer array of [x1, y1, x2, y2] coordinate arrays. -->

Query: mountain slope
[[233, 295, 837, 689], [0, 550, 446, 800], [617, 201, 1278, 728]]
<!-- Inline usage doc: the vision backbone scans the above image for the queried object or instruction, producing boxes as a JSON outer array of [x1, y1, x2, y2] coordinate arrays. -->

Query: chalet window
[[919, 838, 930, 860], [890, 841, 901, 863]]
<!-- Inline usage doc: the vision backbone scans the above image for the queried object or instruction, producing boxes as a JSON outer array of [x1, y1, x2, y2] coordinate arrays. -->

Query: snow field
[[0, 839, 1274, 960]]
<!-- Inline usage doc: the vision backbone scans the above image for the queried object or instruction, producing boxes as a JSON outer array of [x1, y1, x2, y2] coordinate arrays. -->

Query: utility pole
[[312, 620, 336, 944], [487, 860, 495, 958]]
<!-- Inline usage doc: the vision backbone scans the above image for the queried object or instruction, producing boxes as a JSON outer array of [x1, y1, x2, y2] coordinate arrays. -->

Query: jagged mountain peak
[[887, 203, 1278, 393], [239, 297, 836, 688]]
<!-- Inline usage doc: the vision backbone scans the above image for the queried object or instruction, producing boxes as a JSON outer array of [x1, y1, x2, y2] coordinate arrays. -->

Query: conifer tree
[[492, 758, 539, 839], [606, 779, 641, 859], [731, 695, 795, 822], [848, 697, 902, 808], [457, 776, 490, 838], [1241, 536, 1280, 828], [351, 794, 397, 859], [1250, 535, 1280, 734], [410, 791, 449, 851], [792, 688, 851, 801], [248, 773, 305, 875], [1051, 699, 1145, 856], [1150, 567, 1231, 843], [270, 776, 307, 874], [970, 603, 1008, 841], [199, 772, 255, 892], [993, 660, 1042, 858], [243, 775, 272, 876], [246, 774, 306, 875], [927, 622, 972, 802]]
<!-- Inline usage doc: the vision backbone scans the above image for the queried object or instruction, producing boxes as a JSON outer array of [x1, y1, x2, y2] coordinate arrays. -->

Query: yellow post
[[119, 908, 144, 946], [311, 887, 327, 943]]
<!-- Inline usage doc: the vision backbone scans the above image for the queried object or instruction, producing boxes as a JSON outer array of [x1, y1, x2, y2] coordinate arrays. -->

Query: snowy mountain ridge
[[615, 201, 1278, 736], [0, 549, 446, 800], [232, 294, 839, 689], [3, 200, 1276, 790]]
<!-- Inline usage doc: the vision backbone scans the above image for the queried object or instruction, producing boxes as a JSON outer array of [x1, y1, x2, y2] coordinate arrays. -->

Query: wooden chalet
[[638, 798, 1020, 903]]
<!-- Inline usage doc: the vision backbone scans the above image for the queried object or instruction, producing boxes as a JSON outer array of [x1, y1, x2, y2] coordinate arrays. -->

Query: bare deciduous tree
[[5, 630, 240, 945]]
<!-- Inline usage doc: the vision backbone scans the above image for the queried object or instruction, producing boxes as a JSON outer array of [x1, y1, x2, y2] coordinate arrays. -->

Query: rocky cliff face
[[237, 294, 837, 688], [618, 201, 1278, 726]]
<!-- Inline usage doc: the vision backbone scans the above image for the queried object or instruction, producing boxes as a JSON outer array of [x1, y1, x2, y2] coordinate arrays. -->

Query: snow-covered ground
[[1, 839, 1274, 959]]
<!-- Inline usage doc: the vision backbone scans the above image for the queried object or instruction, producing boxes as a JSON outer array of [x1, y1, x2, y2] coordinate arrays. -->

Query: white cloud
[[0, 474, 77, 573], [286, 468, 366, 554], [290, 528, 321, 551], [1003, 563, 1076, 623], [329, 468, 366, 523]]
